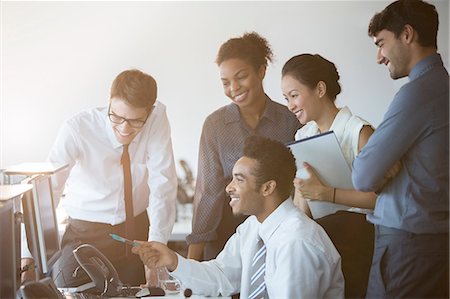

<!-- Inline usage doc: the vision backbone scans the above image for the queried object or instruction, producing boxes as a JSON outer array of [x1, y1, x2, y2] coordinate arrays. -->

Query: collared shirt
[[296, 106, 371, 165], [173, 199, 344, 298], [352, 53, 449, 234], [296, 106, 373, 218], [48, 101, 177, 243], [187, 98, 300, 245]]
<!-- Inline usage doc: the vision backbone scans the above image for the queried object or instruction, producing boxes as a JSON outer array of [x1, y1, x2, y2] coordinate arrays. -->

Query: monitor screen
[[23, 175, 60, 276], [0, 198, 20, 298]]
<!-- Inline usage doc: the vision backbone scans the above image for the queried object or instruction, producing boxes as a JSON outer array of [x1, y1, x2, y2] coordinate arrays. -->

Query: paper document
[[286, 131, 354, 189]]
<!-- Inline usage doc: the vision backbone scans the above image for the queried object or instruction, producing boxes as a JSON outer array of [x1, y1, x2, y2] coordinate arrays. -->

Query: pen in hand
[[109, 233, 139, 247]]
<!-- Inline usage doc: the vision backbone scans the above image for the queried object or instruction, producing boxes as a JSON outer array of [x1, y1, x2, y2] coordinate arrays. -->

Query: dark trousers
[[366, 225, 449, 299], [316, 211, 374, 298], [59, 212, 149, 286]]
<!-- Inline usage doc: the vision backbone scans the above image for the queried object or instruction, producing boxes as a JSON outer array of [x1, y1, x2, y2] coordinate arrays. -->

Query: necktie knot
[[121, 144, 130, 165]]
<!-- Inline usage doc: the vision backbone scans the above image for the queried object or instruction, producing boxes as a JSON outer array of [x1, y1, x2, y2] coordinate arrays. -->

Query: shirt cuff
[[170, 253, 191, 280]]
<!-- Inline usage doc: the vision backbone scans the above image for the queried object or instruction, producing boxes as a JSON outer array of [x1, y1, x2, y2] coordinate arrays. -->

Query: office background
[[2, 1, 449, 175]]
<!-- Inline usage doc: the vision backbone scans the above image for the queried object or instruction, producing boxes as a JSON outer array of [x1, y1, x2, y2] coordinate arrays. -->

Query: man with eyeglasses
[[46, 69, 177, 287]]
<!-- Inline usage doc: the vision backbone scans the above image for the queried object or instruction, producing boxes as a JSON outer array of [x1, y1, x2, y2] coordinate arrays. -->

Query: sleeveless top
[[295, 106, 373, 219]]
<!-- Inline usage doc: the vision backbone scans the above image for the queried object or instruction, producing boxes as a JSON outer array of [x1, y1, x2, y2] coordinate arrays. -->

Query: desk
[[64, 291, 230, 298], [63, 289, 229, 299], [111, 294, 229, 299], [140, 295, 228, 299]]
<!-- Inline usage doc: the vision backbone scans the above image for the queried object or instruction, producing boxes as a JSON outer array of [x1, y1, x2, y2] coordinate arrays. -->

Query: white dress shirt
[[48, 101, 177, 244], [172, 199, 344, 298]]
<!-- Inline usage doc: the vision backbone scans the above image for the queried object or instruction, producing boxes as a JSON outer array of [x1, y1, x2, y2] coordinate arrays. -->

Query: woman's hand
[[376, 160, 402, 193], [295, 162, 334, 202], [385, 160, 401, 179]]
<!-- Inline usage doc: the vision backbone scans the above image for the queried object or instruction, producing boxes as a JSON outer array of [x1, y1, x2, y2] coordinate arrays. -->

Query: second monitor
[[22, 174, 61, 277]]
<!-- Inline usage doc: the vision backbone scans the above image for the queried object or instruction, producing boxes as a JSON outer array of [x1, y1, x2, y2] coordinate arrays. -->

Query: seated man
[[133, 136, 344, 298]]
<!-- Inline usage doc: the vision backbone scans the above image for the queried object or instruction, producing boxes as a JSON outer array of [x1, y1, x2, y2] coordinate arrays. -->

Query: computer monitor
[[22, 174, 61, 277], [0, 196, 21, 299]]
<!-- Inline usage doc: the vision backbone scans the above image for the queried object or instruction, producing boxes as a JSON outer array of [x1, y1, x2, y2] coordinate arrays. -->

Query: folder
[[286, 131, 354, 189]]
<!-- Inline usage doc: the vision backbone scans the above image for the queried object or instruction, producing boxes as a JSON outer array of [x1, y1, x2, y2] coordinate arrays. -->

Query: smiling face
[[225, 157, 265, 219], [281, 74, 320, 125], [109, 98, 149, 145], [219, 58, 265, 109], [374, 29, 411, 80]]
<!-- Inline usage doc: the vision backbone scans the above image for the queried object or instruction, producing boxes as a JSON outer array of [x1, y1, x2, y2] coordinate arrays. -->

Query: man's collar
[[259, 199, 295, 244], [104, 109, 121, 149], [409, 53, 442, 81]]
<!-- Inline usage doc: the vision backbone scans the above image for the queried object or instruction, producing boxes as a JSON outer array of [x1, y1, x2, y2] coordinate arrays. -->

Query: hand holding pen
[[109, 233, 140, 247]]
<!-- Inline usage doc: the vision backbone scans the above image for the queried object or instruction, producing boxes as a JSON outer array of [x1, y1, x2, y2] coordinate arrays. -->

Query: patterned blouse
[[186, 97, 300, 255]]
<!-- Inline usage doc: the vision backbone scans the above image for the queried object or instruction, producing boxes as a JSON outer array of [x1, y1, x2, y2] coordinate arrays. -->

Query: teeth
[[230, 198, 239, 202], [118, 131, 131, 136], [233, 92, 246, 101]]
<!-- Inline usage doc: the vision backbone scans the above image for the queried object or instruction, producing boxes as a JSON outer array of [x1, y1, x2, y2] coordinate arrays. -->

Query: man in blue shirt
[[352, 0, 449, 298]]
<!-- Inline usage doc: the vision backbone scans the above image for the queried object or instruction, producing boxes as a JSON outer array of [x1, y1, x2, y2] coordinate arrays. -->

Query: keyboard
[[118, 286, 141, 297], [62, 286, 140, 298], [63, 292, 102, 299]]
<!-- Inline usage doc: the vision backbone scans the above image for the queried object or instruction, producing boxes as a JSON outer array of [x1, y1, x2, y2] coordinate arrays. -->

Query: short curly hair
[[243, 136, 297, 200], [216, 31, 273, 72]]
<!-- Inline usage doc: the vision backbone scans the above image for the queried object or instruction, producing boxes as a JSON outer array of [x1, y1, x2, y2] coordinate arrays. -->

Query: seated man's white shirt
[[172, 199, 344, 298], [48, 101, 177, 244]]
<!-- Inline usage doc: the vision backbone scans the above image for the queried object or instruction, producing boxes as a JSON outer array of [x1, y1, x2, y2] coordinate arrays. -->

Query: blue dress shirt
[[352, 53, 449, 234]]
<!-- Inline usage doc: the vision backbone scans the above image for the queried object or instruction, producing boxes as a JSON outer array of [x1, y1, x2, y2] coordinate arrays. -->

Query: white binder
[[286, 131, 354, 189]]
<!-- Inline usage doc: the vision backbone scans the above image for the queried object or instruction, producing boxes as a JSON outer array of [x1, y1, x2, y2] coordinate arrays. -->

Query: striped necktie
[[248, 237, 267, 299], [121, 144, 135, 255]]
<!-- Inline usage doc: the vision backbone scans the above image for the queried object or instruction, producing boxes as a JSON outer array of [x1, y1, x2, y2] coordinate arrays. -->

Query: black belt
[[68, 210, 148, 230], [375, 225, 413, 236]]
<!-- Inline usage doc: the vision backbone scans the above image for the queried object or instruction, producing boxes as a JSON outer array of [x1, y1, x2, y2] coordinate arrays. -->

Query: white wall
[[1, 1, 449, 176]]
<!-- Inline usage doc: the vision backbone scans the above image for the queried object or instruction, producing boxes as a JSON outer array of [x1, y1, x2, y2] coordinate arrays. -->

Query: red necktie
[[121, 144, 135, 254]]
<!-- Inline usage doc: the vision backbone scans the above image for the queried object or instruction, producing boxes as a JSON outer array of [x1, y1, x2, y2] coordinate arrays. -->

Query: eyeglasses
[[108, 105, 153, 128]]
